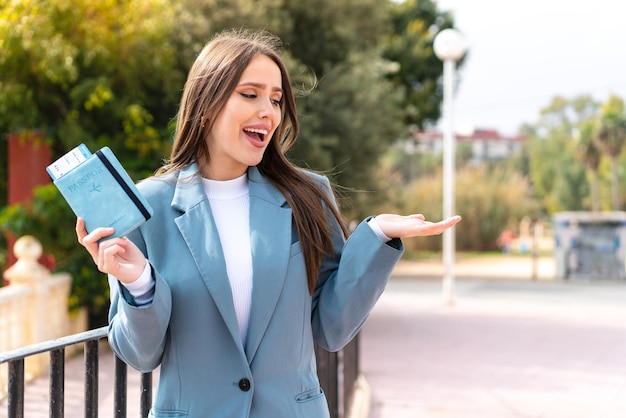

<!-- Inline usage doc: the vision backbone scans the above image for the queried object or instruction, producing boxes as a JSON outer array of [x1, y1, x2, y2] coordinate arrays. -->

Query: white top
[[201, 174, 253, 346]]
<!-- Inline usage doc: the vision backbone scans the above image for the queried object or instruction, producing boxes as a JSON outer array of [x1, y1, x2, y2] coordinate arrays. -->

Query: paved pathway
[[361, 257, 626, 418]]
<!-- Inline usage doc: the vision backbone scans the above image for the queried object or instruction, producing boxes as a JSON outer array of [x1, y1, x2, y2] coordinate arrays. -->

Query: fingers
[[75, 217, 116, 265], [96, 238, 128, 274], [76, 217, 97, 261], [407, 214, 462, 237], [75, 218, 143, 281], [97, 237, 146, 282], [374, 213, 462, 239], [75, 217, 88, 245], [77, 218, 115, 247], [443, 215, 462, 227]]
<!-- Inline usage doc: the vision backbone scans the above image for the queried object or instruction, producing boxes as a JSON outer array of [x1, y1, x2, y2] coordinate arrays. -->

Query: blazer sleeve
[[107, 228, 173, 373], [310, 177, 404, 352]]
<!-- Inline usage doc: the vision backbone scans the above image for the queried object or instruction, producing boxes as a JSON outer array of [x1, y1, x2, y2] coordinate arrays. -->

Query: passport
[[47, 145, 153, 240]]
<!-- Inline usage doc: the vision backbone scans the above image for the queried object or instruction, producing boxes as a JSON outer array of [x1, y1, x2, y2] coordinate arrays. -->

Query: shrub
[[374, 165, 532, 252]]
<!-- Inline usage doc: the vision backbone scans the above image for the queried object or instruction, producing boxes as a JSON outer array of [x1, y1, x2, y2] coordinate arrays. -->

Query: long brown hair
[[159, 29, 348, 294]]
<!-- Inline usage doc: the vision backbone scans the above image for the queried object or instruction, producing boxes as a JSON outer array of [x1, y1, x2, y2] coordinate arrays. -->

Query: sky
[[434, 0, 626, 137]]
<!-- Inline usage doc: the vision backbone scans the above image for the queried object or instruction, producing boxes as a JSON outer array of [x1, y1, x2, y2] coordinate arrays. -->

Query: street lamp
[[434, 28, 466, 305]]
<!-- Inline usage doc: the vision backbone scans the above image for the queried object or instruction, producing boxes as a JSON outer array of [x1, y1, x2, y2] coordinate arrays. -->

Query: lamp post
[[433, 28, 466, 305]]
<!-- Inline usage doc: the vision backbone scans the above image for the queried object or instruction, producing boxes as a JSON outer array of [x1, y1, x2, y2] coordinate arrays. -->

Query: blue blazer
[[107, 164, 403, 417]]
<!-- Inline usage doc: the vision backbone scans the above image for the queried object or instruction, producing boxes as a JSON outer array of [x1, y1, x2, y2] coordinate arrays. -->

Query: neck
[[200, 162, 248, 181]]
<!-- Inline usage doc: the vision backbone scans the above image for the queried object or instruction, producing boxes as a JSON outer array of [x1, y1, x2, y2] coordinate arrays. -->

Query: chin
[[246, 153, 266, 167]]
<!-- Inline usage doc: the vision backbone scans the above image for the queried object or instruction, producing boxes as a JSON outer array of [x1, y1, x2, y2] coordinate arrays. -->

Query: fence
[[0, 327, 153, 418]]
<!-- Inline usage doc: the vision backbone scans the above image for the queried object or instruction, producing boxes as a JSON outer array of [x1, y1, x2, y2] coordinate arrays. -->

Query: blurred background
[[1, 0, 625, 326]]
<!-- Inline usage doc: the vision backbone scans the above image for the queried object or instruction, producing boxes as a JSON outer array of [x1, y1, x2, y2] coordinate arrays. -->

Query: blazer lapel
[[171, 164, 243, 351], [244, 167, 292, 362]]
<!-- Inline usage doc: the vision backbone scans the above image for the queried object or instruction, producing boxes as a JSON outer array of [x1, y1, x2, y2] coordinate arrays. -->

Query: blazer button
[[238, 378, 251, 392]]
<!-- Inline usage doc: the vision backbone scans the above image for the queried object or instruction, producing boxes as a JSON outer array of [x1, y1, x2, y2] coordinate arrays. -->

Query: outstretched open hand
[[75, 217, 146, 284], [375, 214, 462, 239]]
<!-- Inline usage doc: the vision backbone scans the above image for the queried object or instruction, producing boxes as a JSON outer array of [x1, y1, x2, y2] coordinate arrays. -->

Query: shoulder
[[298, 168, 332, 191], [136, 173, 177, 198], [136, 169, 201, 207], [295, 169, 340, 210]]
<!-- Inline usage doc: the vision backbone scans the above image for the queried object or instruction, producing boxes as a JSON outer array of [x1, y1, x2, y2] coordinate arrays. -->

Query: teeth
[[244, 128, 268, 135]]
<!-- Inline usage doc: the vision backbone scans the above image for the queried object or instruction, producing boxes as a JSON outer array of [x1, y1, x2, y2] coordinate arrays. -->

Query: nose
[[258, 98, 276, 119]]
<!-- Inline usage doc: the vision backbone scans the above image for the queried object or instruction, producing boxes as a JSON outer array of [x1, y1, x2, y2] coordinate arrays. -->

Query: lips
[[243, 128, 267, 141], [243, 127, 270, 144]]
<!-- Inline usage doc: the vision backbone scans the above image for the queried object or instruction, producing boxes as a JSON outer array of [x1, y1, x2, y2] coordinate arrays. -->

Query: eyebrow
[[238, 82, 283, 94]]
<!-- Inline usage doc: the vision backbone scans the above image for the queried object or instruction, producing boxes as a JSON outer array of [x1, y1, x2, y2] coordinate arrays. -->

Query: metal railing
[[0, 326, 152, 418], [1, 327, 358, 418], [316, 334, 360, 418]]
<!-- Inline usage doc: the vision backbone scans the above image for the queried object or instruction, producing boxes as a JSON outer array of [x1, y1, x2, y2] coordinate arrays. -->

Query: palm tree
[[576, 119, 602, 211], [593, 95, 626, 210]]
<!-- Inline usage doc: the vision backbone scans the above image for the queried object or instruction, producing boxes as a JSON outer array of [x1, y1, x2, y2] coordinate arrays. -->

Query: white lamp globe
[[433, 28, 467, 61]]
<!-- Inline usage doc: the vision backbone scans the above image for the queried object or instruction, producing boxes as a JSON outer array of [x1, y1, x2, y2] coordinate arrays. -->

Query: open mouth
[[243, 128, 268, 142]]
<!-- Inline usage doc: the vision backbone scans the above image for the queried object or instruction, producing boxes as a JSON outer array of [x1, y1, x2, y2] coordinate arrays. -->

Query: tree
[[382, 0, 457, 128], [575, 119, 602, 211], [0, 0, 183, 175], [278, 0, 391, 76], [527, 96, 594, 213], [593, 95, 626, 210], [170, 0, 290, 70], [288, 49, 404, 218]]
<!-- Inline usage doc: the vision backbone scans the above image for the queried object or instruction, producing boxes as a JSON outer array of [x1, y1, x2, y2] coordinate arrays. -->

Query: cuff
[[367, 217, 392, 243], [120, 260, 155, 305]]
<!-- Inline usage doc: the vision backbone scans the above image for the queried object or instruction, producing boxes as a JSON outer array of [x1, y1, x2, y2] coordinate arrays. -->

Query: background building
[[413, 127, 524, 164]]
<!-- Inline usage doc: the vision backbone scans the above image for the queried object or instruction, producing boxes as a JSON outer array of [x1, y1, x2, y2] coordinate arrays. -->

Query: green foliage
[[277, 0, 391, 76], [575, 119, 602, 211], [594, 95, 626, 210], [288, 48, 404, 217], [594, 95, 626, 157], [0, 0, 183, 175], [525, 94, 626, 213], [527, 133, 587, 212], [576, 119, 601, 172], [382, 0, 457, 128], [455, 167, 532, 251], [0, 184, 109, 326], [171, 0, 289, 69], [374, 163, 531, 252]]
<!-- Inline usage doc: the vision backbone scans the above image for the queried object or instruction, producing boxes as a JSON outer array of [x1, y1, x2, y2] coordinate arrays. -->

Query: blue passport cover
[[50, 146, 153, 239]]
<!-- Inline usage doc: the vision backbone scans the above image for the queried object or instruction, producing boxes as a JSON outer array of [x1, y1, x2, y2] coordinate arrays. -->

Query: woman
[[77, 29, 461, 417]]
